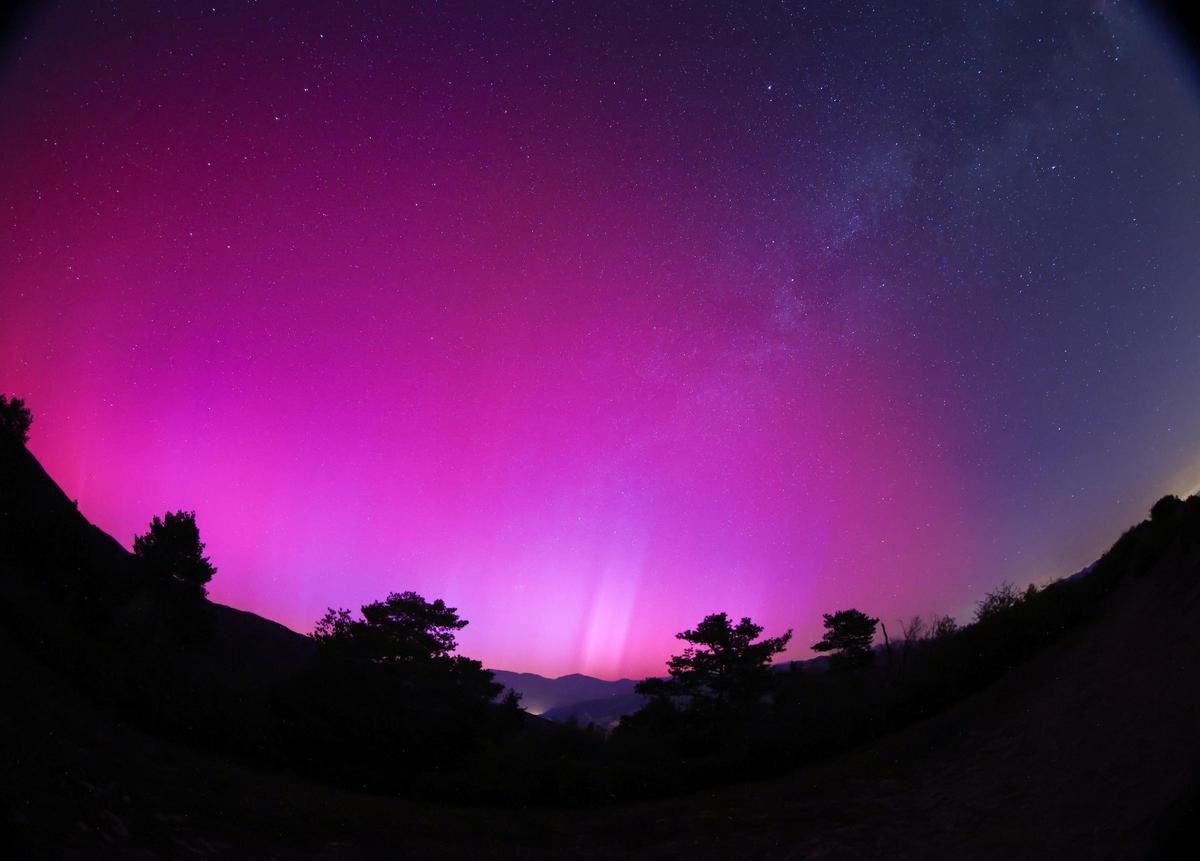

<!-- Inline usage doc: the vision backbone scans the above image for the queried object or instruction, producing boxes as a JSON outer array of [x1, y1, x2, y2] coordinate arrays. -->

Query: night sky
[[2, 1, 1199, 678]]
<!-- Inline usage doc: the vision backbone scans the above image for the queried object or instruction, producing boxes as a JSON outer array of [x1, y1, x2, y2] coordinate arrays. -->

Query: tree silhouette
[[1151, 494, 1185, 524], [899, 615, 928, 644], [812, 609, 878, 671], [930, 613, 958, 639], [636, 612, 792, 708], [313, 591, 470, 663], [973, 581, 1022, 623], [312, 606, 355, 645], [133, 510, 216, 594], [290, 590, 504, 783], [0, 394, 32, 444]]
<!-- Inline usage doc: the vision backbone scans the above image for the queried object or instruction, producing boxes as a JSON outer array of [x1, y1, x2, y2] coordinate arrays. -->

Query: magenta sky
[[3, 2, 1200, 678]]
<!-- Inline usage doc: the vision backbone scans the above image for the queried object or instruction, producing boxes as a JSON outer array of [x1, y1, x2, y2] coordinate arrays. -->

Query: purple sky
[[2, 1, 1199, 678]]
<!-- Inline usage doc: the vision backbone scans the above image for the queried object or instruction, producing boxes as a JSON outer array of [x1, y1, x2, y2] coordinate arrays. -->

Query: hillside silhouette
[[2, 411, 1199, 857]]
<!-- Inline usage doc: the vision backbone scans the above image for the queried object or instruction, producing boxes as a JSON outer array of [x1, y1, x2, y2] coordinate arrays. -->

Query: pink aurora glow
[[4, 2, 1200, 678]]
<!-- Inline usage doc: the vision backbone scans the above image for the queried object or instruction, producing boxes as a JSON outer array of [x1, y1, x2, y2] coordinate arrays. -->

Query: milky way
[[2, 1, 1199, 677]]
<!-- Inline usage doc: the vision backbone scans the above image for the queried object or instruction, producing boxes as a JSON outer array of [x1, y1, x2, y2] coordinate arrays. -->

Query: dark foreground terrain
[[2, 427, 1199, 858], [3, 516, 1198, 859]]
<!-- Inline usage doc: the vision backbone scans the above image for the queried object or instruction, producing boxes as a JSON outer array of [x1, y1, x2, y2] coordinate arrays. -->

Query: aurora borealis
[[2, 1, 1199, 678]]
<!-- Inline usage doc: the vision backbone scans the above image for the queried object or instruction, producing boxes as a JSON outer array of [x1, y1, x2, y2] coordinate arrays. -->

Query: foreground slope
[[4, 526, 1197, 858], [2, 468, 1197, 857]]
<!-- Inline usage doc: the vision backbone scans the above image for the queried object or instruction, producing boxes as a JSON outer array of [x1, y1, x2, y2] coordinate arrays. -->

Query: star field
[[2, 1, 1199, 677]]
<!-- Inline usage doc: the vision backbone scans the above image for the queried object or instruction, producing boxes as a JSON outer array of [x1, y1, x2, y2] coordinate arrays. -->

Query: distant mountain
[[489, 670, 639, 715], [541, 692, 647, 728], [496, 656, 834, 725], [780, 655, 832, 673]]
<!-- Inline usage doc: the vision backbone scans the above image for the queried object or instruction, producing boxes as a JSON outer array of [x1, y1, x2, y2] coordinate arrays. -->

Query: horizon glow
[[3, 1, 1200, 679]]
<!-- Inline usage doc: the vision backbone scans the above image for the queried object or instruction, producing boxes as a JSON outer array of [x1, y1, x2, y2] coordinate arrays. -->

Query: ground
[[3, 554, 1198, 859]]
